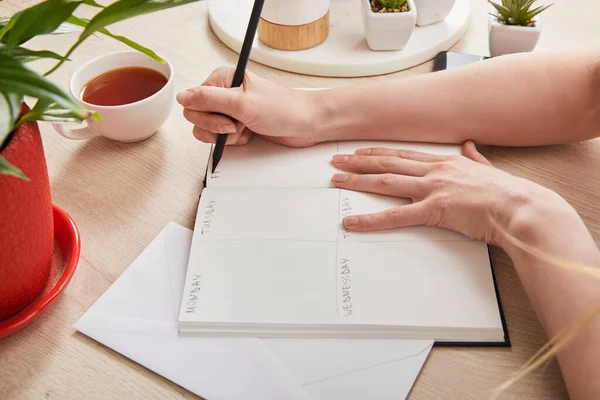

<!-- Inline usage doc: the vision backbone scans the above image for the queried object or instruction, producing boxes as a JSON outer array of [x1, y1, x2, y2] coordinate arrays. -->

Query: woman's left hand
[[331, 141, 552, 246]]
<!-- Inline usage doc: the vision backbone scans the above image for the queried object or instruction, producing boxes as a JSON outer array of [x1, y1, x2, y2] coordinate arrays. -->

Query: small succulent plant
[[489, 0, 553, 27], [373, 0, 408, 11]]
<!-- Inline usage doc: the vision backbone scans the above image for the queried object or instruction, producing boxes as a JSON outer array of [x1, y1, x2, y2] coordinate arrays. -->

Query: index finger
[[176, 86, 244, 116], [343, 203, 429, 232], [355, 147, 449, 162]]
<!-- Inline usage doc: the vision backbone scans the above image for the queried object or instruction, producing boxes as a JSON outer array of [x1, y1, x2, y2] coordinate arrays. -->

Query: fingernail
[[332, 174, 349, 183], [332, 154, 349, 163], [343, 216, 359, 227], [355, 148, 372, 155], [176, 91, 193, 105], [219, 124, 237, 134]]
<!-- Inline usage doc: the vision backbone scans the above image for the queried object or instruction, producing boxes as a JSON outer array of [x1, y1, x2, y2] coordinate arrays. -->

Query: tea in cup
[[53, 50, 174, 142]]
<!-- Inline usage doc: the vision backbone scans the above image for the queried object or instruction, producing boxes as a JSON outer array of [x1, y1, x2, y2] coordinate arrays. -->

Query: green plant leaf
[[18, 98, 53, 124], [2, 92, 21, 126], [525, 4, 552, 20], [0, 54, 85, 117], [490, 1, 510, 18], [521, 0, 536, 12], [17, 98, 102, 126], [491, 0, 552, 26], [64, 14, 90, 28], [376, 0, 406, 9], [97, 28, 164, 61], [1, 0, 85, 50], [489, 12, 505, 23], [0, 16, 17, 42], [0, 43, 66, 63], [47, 0, 199, 74], [66, 15, 163, 62], [519, 0, 535, 21], [18, 98, 90, 125], [83, 0, 105, 7], [490, 2, 507, 12], [0, 155, 28, 180], [0, 91, 22, 149]]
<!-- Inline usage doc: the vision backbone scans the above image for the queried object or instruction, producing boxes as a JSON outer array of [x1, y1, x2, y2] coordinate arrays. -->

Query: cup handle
[[52, 122, 98, 140]]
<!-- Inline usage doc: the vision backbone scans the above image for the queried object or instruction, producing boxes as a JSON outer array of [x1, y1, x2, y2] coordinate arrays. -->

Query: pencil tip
[[211, 152, 221, 174]]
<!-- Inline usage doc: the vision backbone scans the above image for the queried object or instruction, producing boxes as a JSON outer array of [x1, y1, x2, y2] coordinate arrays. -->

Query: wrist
[[497, 184, 583, 257], [301, 88, 341, 143], [304, 87, 366, 144]]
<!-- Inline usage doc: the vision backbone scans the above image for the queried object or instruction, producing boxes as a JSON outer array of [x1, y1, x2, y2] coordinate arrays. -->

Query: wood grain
[[0, 0, 595, 399], [258, 11, 330, 51]]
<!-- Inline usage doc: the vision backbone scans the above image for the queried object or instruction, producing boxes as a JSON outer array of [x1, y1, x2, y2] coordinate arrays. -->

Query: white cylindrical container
[[258, 0, 331, 50], [261, 0, 329, 26]]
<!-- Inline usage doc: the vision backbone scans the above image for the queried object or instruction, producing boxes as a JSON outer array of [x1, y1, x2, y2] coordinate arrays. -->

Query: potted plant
[[488, 0, 553, 57], [0, 0, 198, 324], [413, 0, 456, 26], [362, 0, 417, 51]]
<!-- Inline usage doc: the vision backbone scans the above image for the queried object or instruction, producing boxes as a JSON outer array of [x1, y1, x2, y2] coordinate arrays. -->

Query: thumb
[[462, 140, 492, 166], [202, 66, 236, 88], [176, 86, 248, 122]]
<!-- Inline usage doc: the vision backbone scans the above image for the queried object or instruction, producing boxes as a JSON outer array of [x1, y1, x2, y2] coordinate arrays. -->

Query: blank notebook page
[[180, 138, 505, 341]]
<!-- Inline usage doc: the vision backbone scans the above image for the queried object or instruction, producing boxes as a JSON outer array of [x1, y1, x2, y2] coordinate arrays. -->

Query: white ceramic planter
[[414, 0, 455, 26], [488, 11, 542, 57], [362, 0, 417, 51], [262, 0, 329, 26]]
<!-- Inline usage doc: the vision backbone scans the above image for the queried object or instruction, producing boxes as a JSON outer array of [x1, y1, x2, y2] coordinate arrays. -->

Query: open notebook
[[178, 137, 509, 344]]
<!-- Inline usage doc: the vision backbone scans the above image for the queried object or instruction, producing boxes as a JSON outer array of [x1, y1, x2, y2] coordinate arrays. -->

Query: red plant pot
[[0, 105, 54, 322]]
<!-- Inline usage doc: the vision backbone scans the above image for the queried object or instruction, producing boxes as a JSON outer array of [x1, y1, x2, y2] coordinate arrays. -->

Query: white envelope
[[74, 222, 433, 400]]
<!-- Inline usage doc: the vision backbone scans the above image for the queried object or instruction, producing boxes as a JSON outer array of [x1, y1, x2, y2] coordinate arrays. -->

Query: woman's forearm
[[501, 194, 600, 399], [316, 50, 600, 146]]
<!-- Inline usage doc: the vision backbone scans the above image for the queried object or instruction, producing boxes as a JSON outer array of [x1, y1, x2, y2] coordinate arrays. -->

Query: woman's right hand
[[176, 67, 324, 147]]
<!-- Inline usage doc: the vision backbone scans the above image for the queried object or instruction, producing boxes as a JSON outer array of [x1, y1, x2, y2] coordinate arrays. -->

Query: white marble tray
[[208, 0, 470, 77]]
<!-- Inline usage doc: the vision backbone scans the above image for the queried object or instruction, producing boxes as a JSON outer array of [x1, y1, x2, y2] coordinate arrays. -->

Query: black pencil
[[211, 0, 265, 174]]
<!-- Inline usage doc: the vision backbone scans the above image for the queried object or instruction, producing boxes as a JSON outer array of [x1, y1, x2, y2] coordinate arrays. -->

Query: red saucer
[[0, 204, 81, 339]]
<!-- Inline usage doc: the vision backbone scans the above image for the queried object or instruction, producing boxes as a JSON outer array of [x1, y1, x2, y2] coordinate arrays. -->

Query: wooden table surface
[[2, 0, 599, 399]]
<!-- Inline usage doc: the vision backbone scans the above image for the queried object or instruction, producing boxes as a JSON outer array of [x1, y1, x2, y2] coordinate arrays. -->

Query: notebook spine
[[201, 144, 213, 194]]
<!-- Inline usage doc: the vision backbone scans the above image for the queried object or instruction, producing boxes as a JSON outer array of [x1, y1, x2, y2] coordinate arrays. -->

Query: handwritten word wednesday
[[339, 258, 353, 317]]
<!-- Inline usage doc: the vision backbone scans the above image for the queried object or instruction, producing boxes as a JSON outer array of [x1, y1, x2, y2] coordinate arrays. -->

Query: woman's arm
[[178, 50, 600, 147], [330, 142, 600, 399], [317, 50, 600, 146], [502, 201, 600, 399]]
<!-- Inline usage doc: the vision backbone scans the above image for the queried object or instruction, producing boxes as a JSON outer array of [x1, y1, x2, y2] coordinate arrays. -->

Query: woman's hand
[[176, 67, 324, 147], [331, 141, 565, 246]]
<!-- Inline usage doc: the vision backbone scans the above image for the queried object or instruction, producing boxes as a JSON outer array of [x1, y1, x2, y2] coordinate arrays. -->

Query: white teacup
[[53, 50, 174, 142]]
